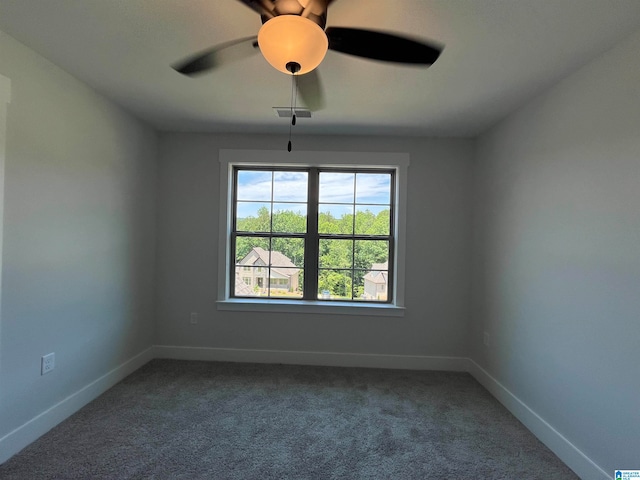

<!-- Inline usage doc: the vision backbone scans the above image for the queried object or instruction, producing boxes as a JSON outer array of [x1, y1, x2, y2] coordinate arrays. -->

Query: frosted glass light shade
[[258, 15, 328, 75]]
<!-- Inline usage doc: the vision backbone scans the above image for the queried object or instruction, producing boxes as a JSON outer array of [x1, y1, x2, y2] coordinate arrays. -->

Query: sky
[[236, 170, 391, 219]]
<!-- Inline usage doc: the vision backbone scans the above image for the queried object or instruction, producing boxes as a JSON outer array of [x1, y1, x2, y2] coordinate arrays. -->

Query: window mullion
[[229, 168, 239, 298], [304, 168, 319, 299], [351, 174, 357, 300], [268, 172, 274, 298]]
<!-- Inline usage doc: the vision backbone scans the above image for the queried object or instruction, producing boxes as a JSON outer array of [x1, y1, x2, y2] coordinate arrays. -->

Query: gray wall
[[0, 31, 158, 440], [3, 14, 638, 476], [155, 133, 474, 357], [471, 29, 640, 472]]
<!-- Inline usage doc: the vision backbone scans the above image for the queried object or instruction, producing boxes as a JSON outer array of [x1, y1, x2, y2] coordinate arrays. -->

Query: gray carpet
[[0, 359, 578, 479]]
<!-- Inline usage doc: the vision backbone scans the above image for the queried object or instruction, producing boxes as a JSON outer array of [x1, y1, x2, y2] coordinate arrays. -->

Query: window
[[218, 150, 408, 316], [232, 167, 393, 302]]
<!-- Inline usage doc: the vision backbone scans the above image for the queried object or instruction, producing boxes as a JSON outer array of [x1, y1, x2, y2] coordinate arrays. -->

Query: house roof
[[370, 262, 388, 271], [364, 271, 388, 285], [235, 272, 255, 296], [364, 261, 388, 284], [239, 247, 300, 278], [253, 247, 297, 269]]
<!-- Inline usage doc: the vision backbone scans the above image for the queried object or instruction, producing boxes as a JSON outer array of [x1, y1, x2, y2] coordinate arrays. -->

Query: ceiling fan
[[172, 0, 443, 110]]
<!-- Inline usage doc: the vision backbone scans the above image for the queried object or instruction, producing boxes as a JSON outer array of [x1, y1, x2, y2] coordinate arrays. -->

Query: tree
[[236, 206, 271, 261], [236, 207, 390, 298]]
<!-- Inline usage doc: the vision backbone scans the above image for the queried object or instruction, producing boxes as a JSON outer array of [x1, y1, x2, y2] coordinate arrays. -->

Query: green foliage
[[235, 236, 268, 264], [236, 207, 390, 298], [318, 270, 352, 297], [272, 237, 305, 267], [238, 206, 271, 232], [272, 209, 306, 234], [319, 212, 353, 234]]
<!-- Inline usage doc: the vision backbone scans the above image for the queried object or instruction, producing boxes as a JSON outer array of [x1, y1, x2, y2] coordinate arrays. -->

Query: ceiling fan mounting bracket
[[260, 0, 328, 29], [286, 62, 302, 74], [261, 14, 327, 30]]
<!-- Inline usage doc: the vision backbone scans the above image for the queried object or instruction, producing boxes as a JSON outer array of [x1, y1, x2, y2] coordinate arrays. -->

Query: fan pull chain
[[286, 62, 301, 152], [287, 72, 298, 152]]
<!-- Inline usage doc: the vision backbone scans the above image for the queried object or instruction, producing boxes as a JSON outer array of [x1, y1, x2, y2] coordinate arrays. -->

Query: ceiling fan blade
[[326, 27, 442, 65], [173, 36, 259, 76], [297, 69, 325, 111], [235, 0, 275, 18]]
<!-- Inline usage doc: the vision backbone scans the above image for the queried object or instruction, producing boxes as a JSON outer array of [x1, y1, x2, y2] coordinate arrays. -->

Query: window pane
[[270, 238, 304, 298], [273, 171, 308, 202], [318, 269, 353, 300], [354, 240, 389, 270], [237, 170, 272, 201], [271, 237, 305, 269], [319, 172, 355, 203], [358, 267, 388, 302], [234, 267, 261, 297], [233, 241, 268, 297], [272, 204, 307, 233], [354, 240, 389, 302], [236, 203, 271, 232], [355, 173, 391, 204], [319, 239, 353, 269], [354, 206, 390, 235], [318, 205, 353, 234], [268, 267, 303, 299], [234, 237, 270, 264], [235, 238, 303, 298]]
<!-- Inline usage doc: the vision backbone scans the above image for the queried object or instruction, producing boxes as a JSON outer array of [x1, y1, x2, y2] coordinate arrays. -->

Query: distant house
[[236, 247, 300, 295], [363, 261, 388, 300], [234, 271, 255, 296]]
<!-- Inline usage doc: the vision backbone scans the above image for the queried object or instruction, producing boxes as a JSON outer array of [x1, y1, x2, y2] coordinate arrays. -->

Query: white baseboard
[[0, 345, 608, 479], [0, 347, 154, 464], [153, 345, 471, 372], [467, 359, 608, 480]]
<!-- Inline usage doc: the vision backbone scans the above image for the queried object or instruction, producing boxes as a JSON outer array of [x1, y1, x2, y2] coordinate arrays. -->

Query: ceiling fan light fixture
[[258, 15, 328, 75]]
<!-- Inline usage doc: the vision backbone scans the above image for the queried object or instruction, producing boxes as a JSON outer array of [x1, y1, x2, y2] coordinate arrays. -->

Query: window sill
[[217, 299, 405, 317]]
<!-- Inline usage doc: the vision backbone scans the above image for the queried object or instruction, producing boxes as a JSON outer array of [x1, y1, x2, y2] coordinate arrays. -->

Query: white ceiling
[[1, 0, 640, 137]]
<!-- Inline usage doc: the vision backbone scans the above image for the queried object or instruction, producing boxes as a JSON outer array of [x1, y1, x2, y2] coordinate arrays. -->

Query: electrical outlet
[[483, 332, 491, 347], [41, 353, 55, 375], [190, 312, 198, 325]]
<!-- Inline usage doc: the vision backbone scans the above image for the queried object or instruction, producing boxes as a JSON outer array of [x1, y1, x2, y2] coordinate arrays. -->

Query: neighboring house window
[[218, 150, 408, 316]]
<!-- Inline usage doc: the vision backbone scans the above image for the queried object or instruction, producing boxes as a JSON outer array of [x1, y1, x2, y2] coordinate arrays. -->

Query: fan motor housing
[[261, 0, 328, 29]]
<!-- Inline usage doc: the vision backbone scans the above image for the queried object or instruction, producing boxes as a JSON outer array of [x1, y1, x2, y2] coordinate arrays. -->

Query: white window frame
[[217, 149, 408, 317]]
